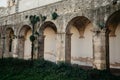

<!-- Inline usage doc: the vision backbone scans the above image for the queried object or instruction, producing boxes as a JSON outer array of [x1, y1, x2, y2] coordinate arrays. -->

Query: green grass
[[0, 58, 119, 80]]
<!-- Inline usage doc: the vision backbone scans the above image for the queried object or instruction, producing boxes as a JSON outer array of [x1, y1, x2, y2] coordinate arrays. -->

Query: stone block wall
[[0, 0, 120, 70]]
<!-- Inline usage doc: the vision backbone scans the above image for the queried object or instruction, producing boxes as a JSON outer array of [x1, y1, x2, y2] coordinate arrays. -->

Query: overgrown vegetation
[[51, 12, 59, 20], [0, 58, 119, 80]]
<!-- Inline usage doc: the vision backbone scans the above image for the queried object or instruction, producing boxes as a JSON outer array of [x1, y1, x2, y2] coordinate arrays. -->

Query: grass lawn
[[0, 58, 120, 80]]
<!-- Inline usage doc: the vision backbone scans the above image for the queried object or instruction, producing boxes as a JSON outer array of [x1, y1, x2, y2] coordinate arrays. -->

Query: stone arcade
[[0, 0, 120, 70]]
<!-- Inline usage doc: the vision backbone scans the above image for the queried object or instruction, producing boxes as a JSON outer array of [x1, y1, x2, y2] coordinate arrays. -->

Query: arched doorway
[[19, 25, 32, 59], [106, 10, 120, 69], [5, 28, 14, 57], [65, 16, 93, 66], [39, 21, 57, 62]]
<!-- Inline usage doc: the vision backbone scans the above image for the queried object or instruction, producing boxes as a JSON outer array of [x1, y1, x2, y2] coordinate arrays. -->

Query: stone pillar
[[33, 35, 39, 59], [38, 35, 45, 59], [18, 37, 25, 59], [0, 38, 2, 58], [92, 28, 106, 70], [0, 36, 5, 58], [4, 35, 10, 58], [12, 38, 18, 58], [56, 32, 66, 62], [65, 33, 72, 63]]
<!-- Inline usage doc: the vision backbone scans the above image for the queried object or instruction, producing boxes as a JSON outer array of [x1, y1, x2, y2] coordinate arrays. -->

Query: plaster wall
[[71, 24, 93, 66], [24, 30, 32, 59], [109, 24, 120, 69], [44, 27, 56, 62], [12, 38, 18, 57]]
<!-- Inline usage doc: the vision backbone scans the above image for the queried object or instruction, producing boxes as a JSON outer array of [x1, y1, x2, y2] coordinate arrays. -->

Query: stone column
[[4, 35, 10, 58], [92, 28, 106, 70], [65, 33, 72, 63], [38, 35, 45, 59], [56, 32, 66, 62], [33, 35, 39, 59], [0, 38, 2, 58], [18, 37, 25, 59], [12, 38, 18, 58], [1, 36, 5, 58]]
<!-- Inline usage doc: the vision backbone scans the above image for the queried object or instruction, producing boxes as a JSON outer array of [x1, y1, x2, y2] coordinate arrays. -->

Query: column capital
[[56, 32, 66, 34], [92, 28, 107, 36], [66, 33, 73, 36], [92, 28, 106, 33]]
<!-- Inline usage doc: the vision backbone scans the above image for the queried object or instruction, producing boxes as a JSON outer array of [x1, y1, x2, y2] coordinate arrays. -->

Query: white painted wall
[[44, 27, 56, 62], [84, 24, 93, 65], [24, 30, 32, 59], [12, 38, 18, 57], [19, 0, 62, 12], [109, 24, 120, 69], [71, 24, 93, 66], [71, 26, 81, 64]]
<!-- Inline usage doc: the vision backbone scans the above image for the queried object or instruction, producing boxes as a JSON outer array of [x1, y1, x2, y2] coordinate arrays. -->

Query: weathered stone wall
[[0, 0, 120, 69]]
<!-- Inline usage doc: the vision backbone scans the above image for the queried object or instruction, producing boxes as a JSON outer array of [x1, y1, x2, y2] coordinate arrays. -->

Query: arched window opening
[[9, 39, 12, 52]]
